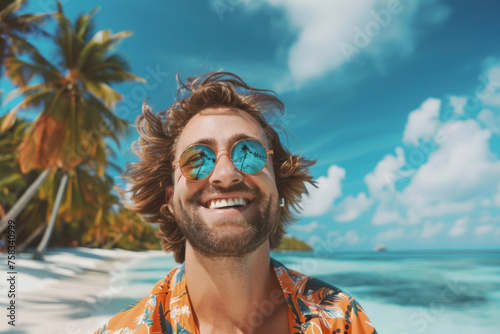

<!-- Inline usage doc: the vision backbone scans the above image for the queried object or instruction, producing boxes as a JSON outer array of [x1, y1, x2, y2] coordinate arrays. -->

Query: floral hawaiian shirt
[[95, 258, 377, 334]]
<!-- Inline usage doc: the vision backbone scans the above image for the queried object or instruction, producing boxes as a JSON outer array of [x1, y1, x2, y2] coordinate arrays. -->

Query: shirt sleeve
[[93, 294, 156, 334], [346, 299, 377, 334], [329, 294, 377, 334]]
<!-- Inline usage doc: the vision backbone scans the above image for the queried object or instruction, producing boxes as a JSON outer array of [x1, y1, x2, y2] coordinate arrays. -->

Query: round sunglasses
[[172, 138, 274, 181]]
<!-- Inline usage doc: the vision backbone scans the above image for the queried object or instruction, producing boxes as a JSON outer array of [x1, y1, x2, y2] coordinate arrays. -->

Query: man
[[95, 72, 377, 334]]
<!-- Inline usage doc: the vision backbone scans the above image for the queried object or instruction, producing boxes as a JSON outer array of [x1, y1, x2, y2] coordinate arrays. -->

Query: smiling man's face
[[170, 107, 280, 258]]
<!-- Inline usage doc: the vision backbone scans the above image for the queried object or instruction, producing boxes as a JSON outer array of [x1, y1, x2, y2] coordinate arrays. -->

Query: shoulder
[[93, 266, 181, 334], [298, 276, 376, 333], [272, 258, 344, 299], [272, 258, 377, 334]]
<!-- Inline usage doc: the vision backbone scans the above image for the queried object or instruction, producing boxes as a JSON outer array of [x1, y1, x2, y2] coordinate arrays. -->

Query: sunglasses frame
[[172, 138, 274, 181]]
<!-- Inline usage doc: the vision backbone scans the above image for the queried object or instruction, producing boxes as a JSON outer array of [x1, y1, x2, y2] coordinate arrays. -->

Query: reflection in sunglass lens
[[179, 145, 216, 180], [231, 139, 268, 174]]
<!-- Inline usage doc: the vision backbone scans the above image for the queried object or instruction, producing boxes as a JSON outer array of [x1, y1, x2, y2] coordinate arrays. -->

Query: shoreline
[[4, 247, 164, 334], [3, 247, 499, 333]]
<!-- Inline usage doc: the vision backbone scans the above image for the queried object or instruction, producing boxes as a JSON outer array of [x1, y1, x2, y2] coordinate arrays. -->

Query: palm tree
[[32, 170, 67, 259], [4, 4, 143, 171], [238, 143, 250, 170], [17, 164, 118, 253], [0, 114, 28, 217], [0, 4, 144, 257], [0, 0, 51, 77]]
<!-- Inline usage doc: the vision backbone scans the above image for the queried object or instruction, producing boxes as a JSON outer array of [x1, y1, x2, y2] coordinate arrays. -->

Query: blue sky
[[5, 0, 500, 251]]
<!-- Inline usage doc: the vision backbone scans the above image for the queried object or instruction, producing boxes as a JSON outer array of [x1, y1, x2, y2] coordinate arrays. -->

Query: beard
[[172, 183, 279, 259]]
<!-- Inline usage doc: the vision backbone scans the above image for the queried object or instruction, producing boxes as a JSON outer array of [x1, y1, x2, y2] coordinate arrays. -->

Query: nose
[[208, 150, 243, 187]]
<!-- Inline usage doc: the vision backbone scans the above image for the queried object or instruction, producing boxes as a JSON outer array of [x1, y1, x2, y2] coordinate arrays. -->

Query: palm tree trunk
[[33, 172, 68, 260], [0, 169, 51, 233], [17, 221, 48, 252], [103, 233, 123, 249]]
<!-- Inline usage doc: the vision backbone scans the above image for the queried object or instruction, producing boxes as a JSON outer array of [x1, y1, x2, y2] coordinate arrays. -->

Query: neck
[[184, 242, 286, 333]]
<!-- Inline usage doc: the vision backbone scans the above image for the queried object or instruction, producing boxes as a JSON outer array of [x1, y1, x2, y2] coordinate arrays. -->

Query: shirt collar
[[271, 257, 317, 325], [168, 262, 199, 333], [163, 259, 312, 332]]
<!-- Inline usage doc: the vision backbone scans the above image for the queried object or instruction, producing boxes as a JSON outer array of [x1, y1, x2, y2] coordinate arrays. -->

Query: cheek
[[267, 156, 277, 181], [172, 183, 188, 204], [264, 160, 277, 187], [173, 180, 204, 204], [259, 170, 278, 196]]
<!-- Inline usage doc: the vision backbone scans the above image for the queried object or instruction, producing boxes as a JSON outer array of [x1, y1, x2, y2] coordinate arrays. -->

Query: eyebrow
[[186, 133, 256, 149]]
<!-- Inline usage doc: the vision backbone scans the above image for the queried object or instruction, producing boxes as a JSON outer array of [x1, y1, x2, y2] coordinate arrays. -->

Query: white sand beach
[[1, 247, 165, 334], [2, 249, 498, 334]]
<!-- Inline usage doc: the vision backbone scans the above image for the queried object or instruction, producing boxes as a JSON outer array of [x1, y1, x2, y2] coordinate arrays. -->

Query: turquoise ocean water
[[121, 251, 500, 334]]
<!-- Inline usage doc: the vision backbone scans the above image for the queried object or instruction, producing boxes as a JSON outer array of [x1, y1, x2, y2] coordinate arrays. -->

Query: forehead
[[176, 108, 268, 154]]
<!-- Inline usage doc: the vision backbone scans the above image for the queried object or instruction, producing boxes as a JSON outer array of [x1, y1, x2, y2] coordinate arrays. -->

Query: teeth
[[207, 197, 248, 209]]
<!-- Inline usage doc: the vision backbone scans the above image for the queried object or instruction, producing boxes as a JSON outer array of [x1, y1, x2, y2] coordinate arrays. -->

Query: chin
[[173, 194, 278, 258]]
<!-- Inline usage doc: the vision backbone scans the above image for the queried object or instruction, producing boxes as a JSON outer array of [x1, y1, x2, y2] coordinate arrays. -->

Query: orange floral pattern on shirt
[[95, 258, 377, 334]]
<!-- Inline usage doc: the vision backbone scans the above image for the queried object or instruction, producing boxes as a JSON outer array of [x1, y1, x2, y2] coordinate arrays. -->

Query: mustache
[[188, 183, 260, 204]]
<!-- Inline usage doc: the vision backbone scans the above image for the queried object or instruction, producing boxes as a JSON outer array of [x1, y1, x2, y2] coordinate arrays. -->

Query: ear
[[165, 186, 174, 203]]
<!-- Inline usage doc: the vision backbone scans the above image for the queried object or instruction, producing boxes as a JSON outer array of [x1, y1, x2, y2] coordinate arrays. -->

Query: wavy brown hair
[[118, 72, 315, 263]]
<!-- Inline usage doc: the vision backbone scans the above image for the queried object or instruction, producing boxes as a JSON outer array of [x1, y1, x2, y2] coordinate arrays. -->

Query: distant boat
[[374, 244, 387, 252]]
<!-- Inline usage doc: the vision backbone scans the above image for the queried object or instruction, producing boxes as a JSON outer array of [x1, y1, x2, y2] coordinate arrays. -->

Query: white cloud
[[474, 225, 495, 236], [481, 199, 492, 207], [308, 235, 320, 246], [372, 206, 403, 225], [300, 165, 345, 217], [449, 96, 467, 116], [403, 98, 442, 146], [407, 228, 420, 239], [495, 181, 500, 207], [416, 202, 476, 219], [291, 221, 323, 233], [365, 147, 405, 199], [400, 119, 500, 221], [359, 63, 500, 229], [421, 221, 444, 238], [334, 192, 373, 222], [360, 77, 500, 229], [495, 228, 500, 238], [478, 109, 500, 134], [449, 217, 468, 237], [244, 0, 449, 86], [375, 227, 405, 242], [478, 212, 500, 223], [365, 147, 407, 225], [329, 230, 361, 246], [479, 64, 500, 107]]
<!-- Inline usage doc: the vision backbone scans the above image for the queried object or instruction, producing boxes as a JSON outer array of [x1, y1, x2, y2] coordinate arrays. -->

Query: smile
[[205, 197, 249, 209]]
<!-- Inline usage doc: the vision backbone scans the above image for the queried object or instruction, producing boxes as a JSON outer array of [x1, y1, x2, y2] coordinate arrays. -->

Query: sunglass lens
[[180, 145, 216, 180], [231, 139, 268, 174]]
